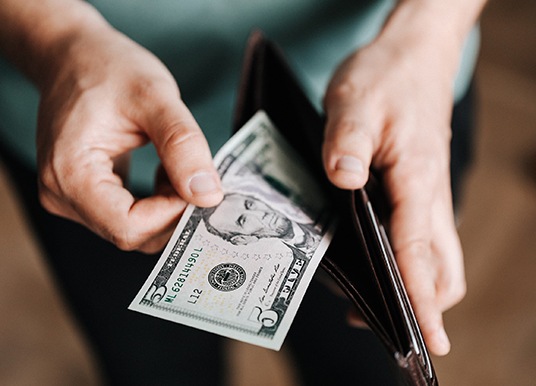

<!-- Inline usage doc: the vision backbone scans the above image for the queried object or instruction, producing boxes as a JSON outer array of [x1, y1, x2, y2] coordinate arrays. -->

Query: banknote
[[129, 111, 336, 350]]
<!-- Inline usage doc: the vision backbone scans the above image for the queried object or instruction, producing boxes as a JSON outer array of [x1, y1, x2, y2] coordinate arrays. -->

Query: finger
[[406, 271, 451, 357], [431, 181, 466, 311], [322, 86, 379, 190], [133, 166, 190, 253], [41, 149, 187, 251], [140, 87, 223, 208], [386, 160, 451, 356], [394, 231, 450, 356], [136, 227, 176, 254], [394, 228, 451, 356]]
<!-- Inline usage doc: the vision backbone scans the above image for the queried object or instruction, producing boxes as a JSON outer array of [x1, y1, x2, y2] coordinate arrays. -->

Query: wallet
[[232, 31, 439, 386]]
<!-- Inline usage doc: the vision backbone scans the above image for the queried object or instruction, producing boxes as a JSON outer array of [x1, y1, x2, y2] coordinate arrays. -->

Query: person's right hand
[[36, 16, 223, 253]]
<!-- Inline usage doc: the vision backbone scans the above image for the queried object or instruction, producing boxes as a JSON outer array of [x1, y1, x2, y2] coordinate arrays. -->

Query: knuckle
[[325, 119, 372, 143], [37, 188, 61, 216], [325, 82, 381, 113], [412, 154, 445, 175], [441, 277, 467, 308], [160, 125, 204, 153], [109, 228, 145, 252], [452, 280, 467, 304], [131, 76, 174, 102], [435, 250, 467, 310], [395, 155, 446, 192], [325, 81, 359, 104], [37, 165, 67, 215], [396, 238, 432, 265], [39, 153, 80, 195], [406, 238, 431, 260], [138, 240, 166, 255], [38, 164, 60, 192]]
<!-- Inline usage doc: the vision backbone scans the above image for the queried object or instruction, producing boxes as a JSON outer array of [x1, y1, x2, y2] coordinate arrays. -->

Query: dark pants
[[0, 84, 474, 386]]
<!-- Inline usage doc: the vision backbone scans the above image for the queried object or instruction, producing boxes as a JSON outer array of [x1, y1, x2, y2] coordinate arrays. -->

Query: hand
[[36, 22, 223, 253], [322, 12, 467, 356]]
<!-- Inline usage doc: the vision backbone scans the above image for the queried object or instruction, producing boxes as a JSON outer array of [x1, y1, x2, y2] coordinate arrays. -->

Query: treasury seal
[[208, 263, 246, 292]]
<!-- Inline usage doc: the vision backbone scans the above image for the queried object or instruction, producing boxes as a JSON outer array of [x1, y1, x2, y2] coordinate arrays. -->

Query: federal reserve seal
[[208, 263, 246, 292]]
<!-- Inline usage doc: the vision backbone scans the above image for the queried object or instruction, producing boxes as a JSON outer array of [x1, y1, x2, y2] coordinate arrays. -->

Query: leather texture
[[233, 31, 438, 386]]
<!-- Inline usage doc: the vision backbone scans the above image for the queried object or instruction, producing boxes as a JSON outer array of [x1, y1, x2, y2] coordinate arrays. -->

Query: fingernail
[[336, 156, 364, 174], [189, 172, 220, 195]]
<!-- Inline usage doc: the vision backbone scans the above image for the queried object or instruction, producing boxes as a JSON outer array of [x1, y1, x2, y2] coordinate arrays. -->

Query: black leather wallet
[[233, 31, 439, 386]]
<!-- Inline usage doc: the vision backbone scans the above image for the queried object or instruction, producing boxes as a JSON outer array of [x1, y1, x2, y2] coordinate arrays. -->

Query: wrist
[[0, 1, 112, 89], [391, 0, 486, 42], [376, 0, 485, 79]]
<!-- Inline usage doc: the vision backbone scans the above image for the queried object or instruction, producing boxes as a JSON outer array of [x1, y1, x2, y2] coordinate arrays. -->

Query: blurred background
[[1, 0, 535, 385]]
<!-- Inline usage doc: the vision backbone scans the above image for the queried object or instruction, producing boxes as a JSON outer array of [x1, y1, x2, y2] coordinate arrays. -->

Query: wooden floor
[[1, 0, 535, 385]]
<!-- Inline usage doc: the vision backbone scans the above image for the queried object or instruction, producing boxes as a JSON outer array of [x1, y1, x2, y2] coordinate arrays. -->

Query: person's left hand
[[322, 10, 467, 356]]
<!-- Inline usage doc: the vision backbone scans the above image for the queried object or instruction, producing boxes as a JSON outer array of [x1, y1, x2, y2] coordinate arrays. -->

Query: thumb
[[322, 89, 378, 190], [144, 91, 223, 207]]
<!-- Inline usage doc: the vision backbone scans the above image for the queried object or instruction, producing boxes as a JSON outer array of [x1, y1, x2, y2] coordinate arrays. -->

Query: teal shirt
[[0, 0, 479, 191]]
